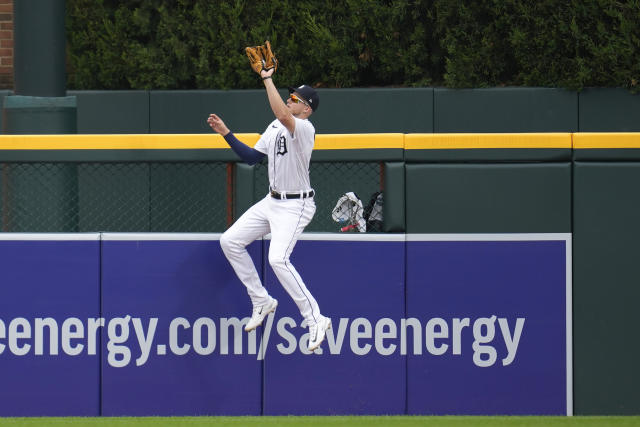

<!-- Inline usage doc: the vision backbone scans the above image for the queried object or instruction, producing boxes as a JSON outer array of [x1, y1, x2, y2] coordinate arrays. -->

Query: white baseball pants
[[220, 194, 321, 324]]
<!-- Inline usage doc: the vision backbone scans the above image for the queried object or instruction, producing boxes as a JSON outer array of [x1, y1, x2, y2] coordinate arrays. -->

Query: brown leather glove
[[245, 40, 278, 75]]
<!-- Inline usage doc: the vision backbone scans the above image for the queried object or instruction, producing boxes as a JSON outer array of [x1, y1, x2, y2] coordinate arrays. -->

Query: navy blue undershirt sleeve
[[223, 132, 265, 165]]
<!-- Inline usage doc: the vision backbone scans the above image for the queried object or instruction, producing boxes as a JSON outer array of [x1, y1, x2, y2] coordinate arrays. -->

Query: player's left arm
[[207, 113, 265, 165], [261, 69, 296, 136]]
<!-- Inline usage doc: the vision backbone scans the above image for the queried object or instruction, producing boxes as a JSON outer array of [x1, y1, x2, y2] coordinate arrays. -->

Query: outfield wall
[[0, 132, 639, 415], [0, 233, 571, 417], [62, 88, 637, 134], [3, 88, 638, 134]]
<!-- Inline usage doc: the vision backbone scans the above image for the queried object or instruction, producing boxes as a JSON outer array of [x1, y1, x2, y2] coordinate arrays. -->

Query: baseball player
[[206, 45, 331, 352]]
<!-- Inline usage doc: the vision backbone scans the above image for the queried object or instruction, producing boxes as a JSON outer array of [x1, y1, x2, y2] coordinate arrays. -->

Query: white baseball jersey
[[220, 115, 323, 326], [254, 117, 315, 193]]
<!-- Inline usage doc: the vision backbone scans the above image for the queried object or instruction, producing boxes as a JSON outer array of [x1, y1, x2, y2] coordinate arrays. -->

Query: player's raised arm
[[261, 69, 295, 134], [246, 40, 314, 136]]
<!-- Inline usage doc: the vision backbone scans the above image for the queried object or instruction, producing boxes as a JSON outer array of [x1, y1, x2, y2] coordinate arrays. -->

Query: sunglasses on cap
[[289, 94, 309, 107]]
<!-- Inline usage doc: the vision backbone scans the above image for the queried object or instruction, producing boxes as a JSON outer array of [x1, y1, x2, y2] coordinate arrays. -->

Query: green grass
[[0, 417, 639, 427]]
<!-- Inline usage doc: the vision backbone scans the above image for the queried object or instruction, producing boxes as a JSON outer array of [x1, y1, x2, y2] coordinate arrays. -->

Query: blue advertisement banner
[[100, 234, 263, 416], [262, 235, 407, 415], [406, 234, 571, 415], [0, 234, 101, 417], [0, 233, 571, 416]]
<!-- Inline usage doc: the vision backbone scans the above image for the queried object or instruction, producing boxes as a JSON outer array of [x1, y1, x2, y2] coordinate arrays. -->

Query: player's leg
[[220, 196, 273, 308], [268, 198, 331, 350]]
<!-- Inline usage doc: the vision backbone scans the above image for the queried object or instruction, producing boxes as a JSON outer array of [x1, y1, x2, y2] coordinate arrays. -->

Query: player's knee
[[220, 232, 240, 255], [268, 254, 287, 271]]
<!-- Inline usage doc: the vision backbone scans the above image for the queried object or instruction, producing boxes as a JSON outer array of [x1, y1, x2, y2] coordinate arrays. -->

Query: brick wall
[[0, 0, 12, 90]]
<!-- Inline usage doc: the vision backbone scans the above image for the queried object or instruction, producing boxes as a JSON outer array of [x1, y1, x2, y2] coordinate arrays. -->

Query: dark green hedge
[[66, 0, 640, 91]]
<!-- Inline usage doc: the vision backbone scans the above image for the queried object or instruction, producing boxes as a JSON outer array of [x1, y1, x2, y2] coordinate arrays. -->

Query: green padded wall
[[573, 161, 640, 414], [67, 87, 640, 134], [2, 95, 77, 134], [73, 88, 437, 134], [383, 162, 405, 232], [69, 90, 150, 134], [148, 88, 434, 134], [434, 88, 578, 133], [310, 88, 434, 133], [406, 163, 571, 233], [578, 88, 640, 132], [150, 90, 279, 134]]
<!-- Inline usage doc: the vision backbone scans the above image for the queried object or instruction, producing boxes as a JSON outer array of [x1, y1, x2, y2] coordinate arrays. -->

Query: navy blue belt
[[270, 189, 315, 199]]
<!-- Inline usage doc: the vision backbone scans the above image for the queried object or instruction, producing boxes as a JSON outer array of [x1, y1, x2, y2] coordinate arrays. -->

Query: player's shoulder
[[294, 117, 315, 133], [262, 119, 281, 134], [268, 118, 281, 128]]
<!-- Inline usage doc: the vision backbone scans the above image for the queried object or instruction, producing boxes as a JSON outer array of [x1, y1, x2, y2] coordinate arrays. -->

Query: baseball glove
[[245, 40, 278, 75]]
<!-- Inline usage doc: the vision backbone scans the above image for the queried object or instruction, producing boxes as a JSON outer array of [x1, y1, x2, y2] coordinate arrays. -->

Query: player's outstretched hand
[[260, 67, 275, 80], [207, 113, 230, 136]]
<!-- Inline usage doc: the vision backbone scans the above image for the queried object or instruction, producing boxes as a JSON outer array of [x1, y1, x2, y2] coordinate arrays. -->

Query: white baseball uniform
[[220, 116, 322, 325]]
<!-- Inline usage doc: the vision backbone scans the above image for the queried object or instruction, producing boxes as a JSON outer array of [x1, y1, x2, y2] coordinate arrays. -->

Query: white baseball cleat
[[308, 315, 332, 351], [244, 298, 278, 332]]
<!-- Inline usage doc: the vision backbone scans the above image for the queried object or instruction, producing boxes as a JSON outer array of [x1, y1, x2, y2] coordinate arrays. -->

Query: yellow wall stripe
[[572, 133, 640, 149], [0, 132, 638, 150], [0, 133, 404, 150], [405, 133, 572, 149], [0, 134, 260, 150], [314, 133, 404, 150]]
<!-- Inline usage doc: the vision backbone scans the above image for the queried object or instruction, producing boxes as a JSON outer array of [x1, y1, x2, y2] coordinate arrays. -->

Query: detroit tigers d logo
[[277, 136, 288, 156]]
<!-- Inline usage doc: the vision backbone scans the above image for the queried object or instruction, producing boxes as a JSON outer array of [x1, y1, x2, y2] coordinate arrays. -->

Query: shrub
[[66, 0, 640, 91]]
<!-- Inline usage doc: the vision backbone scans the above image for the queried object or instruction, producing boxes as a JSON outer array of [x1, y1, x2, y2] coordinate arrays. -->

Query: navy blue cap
[[288, 85, 319, 112]]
